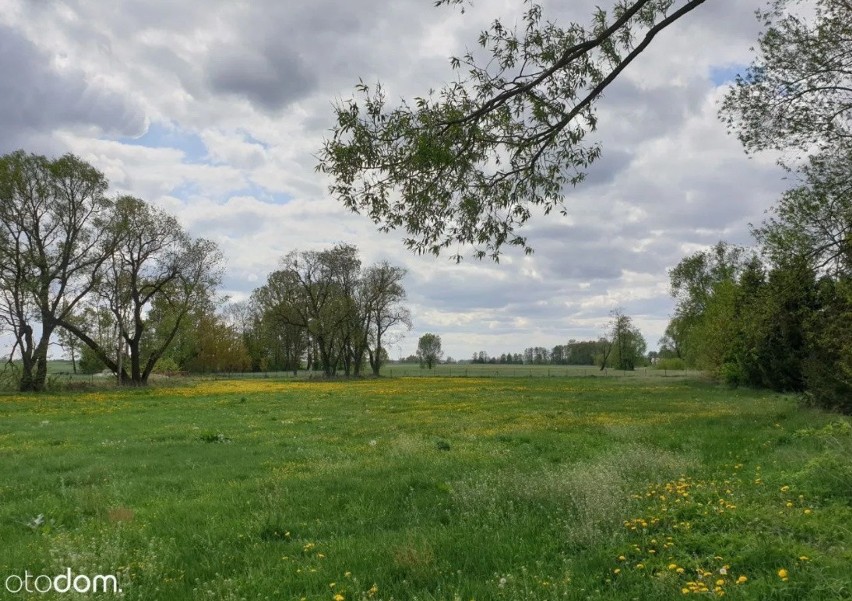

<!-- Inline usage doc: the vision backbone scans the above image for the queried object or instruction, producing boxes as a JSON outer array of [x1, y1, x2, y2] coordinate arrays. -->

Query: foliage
[[249, 246, 410, 377], [0, 151, 113, 391], [417, 333, 443, 369], [721, 0, 852, 157], [78, 345, 107, 375], [319, 0, 709, 260], [655, 357, 685, 371], [605, 309, 647, 371], [54, 196, 223, 386]]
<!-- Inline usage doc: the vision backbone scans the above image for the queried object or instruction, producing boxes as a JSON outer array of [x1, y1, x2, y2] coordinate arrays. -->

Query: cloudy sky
[[0, 0, 789, 360]]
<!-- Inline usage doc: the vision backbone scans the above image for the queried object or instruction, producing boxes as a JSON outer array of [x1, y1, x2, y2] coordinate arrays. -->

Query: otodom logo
[[4, 569, 121, 594]]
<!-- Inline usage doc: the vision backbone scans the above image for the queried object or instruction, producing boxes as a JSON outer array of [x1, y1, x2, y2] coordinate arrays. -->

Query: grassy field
[[1, 377, 850, 600]]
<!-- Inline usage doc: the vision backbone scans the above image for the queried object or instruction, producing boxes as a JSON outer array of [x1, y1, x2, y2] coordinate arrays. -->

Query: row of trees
[[0, 158, 413, 388], [468, 311, 648, 370], [0, 151, 222, 391], [661, 0, 851, 412], [243, 244, 411, 377]]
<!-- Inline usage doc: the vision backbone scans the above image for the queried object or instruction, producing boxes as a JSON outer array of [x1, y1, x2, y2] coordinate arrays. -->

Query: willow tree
[[318, 0, 709, 260], [0, 151, 114, 391], [57, 196, 223, 385]]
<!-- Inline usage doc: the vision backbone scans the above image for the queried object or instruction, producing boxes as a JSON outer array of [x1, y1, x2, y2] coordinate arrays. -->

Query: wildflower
[[635, 563, 645, 569], [778, 569, 789, 581], [716, 579, 725, 586], [668, 564, 678, 571], [785, 501, 794, 508], [736, 576, 747, 584], [798, 556, 809, 562], [676, 568, 685, 574], [618, 555, 626, 561], [804, 509, 813, 515], [333, 595, 345, 601], [780, 485, 790, 492], [613, 569, 621, 574]]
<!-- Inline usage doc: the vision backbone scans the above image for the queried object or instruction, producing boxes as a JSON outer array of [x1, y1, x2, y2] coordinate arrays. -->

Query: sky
[[0, 0, 790, 361]]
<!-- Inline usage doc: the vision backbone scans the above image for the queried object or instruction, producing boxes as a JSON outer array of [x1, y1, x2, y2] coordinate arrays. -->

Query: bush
[[655, 358, 685, 371]]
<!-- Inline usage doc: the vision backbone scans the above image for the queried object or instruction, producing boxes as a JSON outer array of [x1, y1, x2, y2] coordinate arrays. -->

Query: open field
[[1, 377, 850, 600], [39, 363, 694, 389]]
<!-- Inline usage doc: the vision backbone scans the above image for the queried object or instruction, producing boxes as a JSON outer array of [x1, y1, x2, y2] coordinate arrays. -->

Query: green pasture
[[1, 377, 850, 600]]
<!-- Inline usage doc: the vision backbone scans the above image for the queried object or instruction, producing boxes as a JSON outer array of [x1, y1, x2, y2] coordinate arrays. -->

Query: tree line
[[661, 0, 851, 412], [468, 310, 648, 370]]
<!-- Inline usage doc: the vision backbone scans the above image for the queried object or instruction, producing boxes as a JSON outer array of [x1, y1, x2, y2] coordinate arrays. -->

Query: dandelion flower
[[778, 569, 789, 581], [333, 595, 345, 601], [736, 576, 747, 584]]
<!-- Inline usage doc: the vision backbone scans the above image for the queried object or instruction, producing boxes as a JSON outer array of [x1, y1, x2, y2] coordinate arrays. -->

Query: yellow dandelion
[[778, 568, 789, 581], [736, 576, 747, 584], [798, 556, 809, 562], [780, 485, 790, 492], [333, 595, 345, 601], [613, 568, 621, 574], [668, 563, 678, 571], [716, 578, 725, 586]]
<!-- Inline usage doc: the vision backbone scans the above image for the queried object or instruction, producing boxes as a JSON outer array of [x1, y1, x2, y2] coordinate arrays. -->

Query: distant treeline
[[468, 340, 612, 366]]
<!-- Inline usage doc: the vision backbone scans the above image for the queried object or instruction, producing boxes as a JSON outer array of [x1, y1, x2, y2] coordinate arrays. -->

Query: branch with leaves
[[318, 0, 709, 260]]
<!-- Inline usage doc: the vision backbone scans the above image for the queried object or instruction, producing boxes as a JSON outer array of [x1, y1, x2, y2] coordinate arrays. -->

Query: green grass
[[1, 377, 850, 600]]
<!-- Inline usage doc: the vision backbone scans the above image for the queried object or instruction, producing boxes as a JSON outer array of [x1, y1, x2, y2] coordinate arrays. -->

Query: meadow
[[1, 376, 850, 600]]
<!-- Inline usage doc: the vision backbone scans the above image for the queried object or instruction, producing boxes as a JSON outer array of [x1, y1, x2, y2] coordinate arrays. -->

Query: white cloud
[[0, 0, 792, 359]]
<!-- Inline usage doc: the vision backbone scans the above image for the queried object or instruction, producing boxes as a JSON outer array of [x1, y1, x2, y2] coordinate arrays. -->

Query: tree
[[318, 0, 709, 260], [417, 333, 443, 369], [180, 310, 251, 374], [56, 196, 223, 385], [606, 308, 647, 371], [721, 0, 852, 157], [668, 242, 751, 366], [755, 152, 851, 278], [0, 151, 114, 391], [364, 262, 411, 376]]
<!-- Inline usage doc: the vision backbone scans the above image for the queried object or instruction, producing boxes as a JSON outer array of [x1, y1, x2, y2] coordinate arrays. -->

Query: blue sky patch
[[122, 122, 208, 163], [709, 65, 746, 87]]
